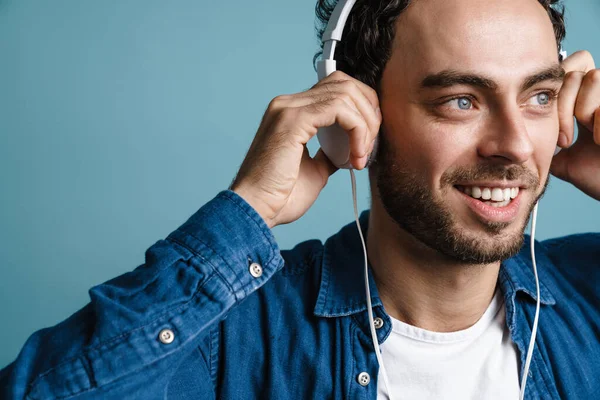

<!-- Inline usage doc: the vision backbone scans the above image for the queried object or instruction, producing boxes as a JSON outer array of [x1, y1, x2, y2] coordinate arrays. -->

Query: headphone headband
[[322, 0, 357, 43]]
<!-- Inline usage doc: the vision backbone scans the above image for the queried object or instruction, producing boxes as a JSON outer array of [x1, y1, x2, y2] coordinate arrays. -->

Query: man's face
[[374, 0, 563, 263]]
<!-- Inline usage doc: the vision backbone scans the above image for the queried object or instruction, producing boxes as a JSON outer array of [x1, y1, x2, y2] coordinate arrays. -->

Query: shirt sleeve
[[0, 190, 284, 400]]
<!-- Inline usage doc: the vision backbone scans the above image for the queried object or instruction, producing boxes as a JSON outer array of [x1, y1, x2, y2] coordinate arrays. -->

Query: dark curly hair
[[314, 0, 566, 91]]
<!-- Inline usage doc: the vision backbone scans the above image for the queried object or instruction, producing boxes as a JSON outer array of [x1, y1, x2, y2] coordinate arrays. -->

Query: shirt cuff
[[167, 190, 284, 302]]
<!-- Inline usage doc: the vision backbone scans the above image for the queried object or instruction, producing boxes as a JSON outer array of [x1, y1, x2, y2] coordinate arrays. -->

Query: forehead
[[391, 0, 559, 82]]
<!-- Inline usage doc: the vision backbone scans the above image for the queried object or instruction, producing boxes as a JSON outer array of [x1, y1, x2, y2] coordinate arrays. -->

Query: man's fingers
[[343, 77, 381, 145], [322, 83, 380, 148], [347, 75, 380, 111], [283, 75, 381, 160], [291, 97, 369, 165], [574, 69, 600, 134], [315, 70, 380, 115], [558, 50, 595, 148], [349, 78, 382, 148], [311, 79, 381, 144], [557, 71, 585, 147], [562, 50, 596, 73], [266, 70, 381, 170]]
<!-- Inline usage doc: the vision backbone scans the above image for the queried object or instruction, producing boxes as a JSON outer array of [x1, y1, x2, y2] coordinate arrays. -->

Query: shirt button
[[357, 372, 371, 386], [249, 262, 263, 278], [158, 328, 175, 344], [373, 317, 384, 329]]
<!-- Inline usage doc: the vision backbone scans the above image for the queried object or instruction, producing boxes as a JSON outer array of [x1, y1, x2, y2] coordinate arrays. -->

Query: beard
[[371, 133, 549, 265]]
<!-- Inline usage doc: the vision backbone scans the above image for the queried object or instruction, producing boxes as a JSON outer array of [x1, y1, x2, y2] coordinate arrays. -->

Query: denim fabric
[[1, 190, 599, 399]]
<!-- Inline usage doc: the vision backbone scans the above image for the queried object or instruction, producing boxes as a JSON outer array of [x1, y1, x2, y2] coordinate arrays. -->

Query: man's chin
[[439, 213, 531, 264], [457, 228, 524, 262], [378, 196, 532, 264]]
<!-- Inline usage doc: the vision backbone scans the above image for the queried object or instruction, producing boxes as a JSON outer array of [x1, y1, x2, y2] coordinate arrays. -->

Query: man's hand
[[230, 71, 381, 229], [551, 50, 600, 200]]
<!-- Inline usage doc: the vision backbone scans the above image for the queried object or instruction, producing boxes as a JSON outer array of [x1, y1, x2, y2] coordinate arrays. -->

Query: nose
[[477, 105, 534, 165]]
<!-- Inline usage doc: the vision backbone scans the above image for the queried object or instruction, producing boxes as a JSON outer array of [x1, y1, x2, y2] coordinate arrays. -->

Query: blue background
[[1, 0, 599, 367]]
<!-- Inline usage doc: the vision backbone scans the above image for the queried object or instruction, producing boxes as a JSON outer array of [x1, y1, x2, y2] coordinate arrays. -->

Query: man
[[2, 0, 599, 398]]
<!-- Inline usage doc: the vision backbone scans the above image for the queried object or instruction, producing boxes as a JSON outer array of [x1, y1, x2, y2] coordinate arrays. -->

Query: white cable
[[524, 46, 560, 396], [350, 170, 395, 400], [519, 202, 541, 400]]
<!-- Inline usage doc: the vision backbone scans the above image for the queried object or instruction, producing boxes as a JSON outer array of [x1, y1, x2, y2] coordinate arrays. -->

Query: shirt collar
[[313, 210, 383, 318], [498, 244, 556, 306], [313, 209, 555, 319]]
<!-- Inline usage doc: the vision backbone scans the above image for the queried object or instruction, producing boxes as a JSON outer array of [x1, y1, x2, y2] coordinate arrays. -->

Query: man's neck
[[366, 203, 500, 333]]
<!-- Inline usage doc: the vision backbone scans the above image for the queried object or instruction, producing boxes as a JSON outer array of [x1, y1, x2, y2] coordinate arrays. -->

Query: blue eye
[[449, 97, 473, 110], [536, 92, 550, 105], [526, 91, 555, 107]]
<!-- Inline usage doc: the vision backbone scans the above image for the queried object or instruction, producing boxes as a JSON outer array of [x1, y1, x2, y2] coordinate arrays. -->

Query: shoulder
[[538, 232, 600, 299], [540, 232, 600, 270]]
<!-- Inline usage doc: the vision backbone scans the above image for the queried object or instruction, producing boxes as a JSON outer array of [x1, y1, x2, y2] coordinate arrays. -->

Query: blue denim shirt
[[1, 190, 599, 399]]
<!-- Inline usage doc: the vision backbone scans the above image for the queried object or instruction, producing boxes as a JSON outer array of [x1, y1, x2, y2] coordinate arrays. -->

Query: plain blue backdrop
[[1, 0, 599, 367]]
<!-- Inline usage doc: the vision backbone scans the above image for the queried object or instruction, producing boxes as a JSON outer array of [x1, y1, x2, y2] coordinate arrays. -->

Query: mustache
[[441, 164, 539, 188]]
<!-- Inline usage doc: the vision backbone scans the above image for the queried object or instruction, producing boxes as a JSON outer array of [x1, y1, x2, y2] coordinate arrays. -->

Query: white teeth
[[481, 188, 492, 200], [460, 185, 520, 203], [491, 188, 504, 201]]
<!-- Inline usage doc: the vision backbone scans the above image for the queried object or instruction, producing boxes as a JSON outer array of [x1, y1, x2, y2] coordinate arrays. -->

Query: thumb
[[313, 148, 339, 182]]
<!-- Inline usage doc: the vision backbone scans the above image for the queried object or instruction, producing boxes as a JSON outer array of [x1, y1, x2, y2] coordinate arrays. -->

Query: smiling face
[[371, 0, 564, 263]]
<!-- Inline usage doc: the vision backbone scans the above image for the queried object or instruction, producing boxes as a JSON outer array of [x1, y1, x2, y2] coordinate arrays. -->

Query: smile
[[454, 185, 523, 223]]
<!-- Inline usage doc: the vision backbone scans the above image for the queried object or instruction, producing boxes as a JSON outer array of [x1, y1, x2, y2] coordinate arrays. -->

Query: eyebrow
[[520, 65, 565, 91], [421, 70, 497, 90], [420, 65, 565, 92]]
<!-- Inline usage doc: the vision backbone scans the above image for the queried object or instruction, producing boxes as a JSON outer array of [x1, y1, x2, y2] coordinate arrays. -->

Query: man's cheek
[[531, 122, 559, 167]]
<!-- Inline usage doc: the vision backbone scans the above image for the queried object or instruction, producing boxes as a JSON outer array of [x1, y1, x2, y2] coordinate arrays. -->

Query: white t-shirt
[[377, 290, 520, 399]]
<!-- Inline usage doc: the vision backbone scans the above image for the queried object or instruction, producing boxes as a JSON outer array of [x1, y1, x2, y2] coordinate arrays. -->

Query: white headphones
[[316, 0, 358, 169], [315, 1, 556, 399]]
